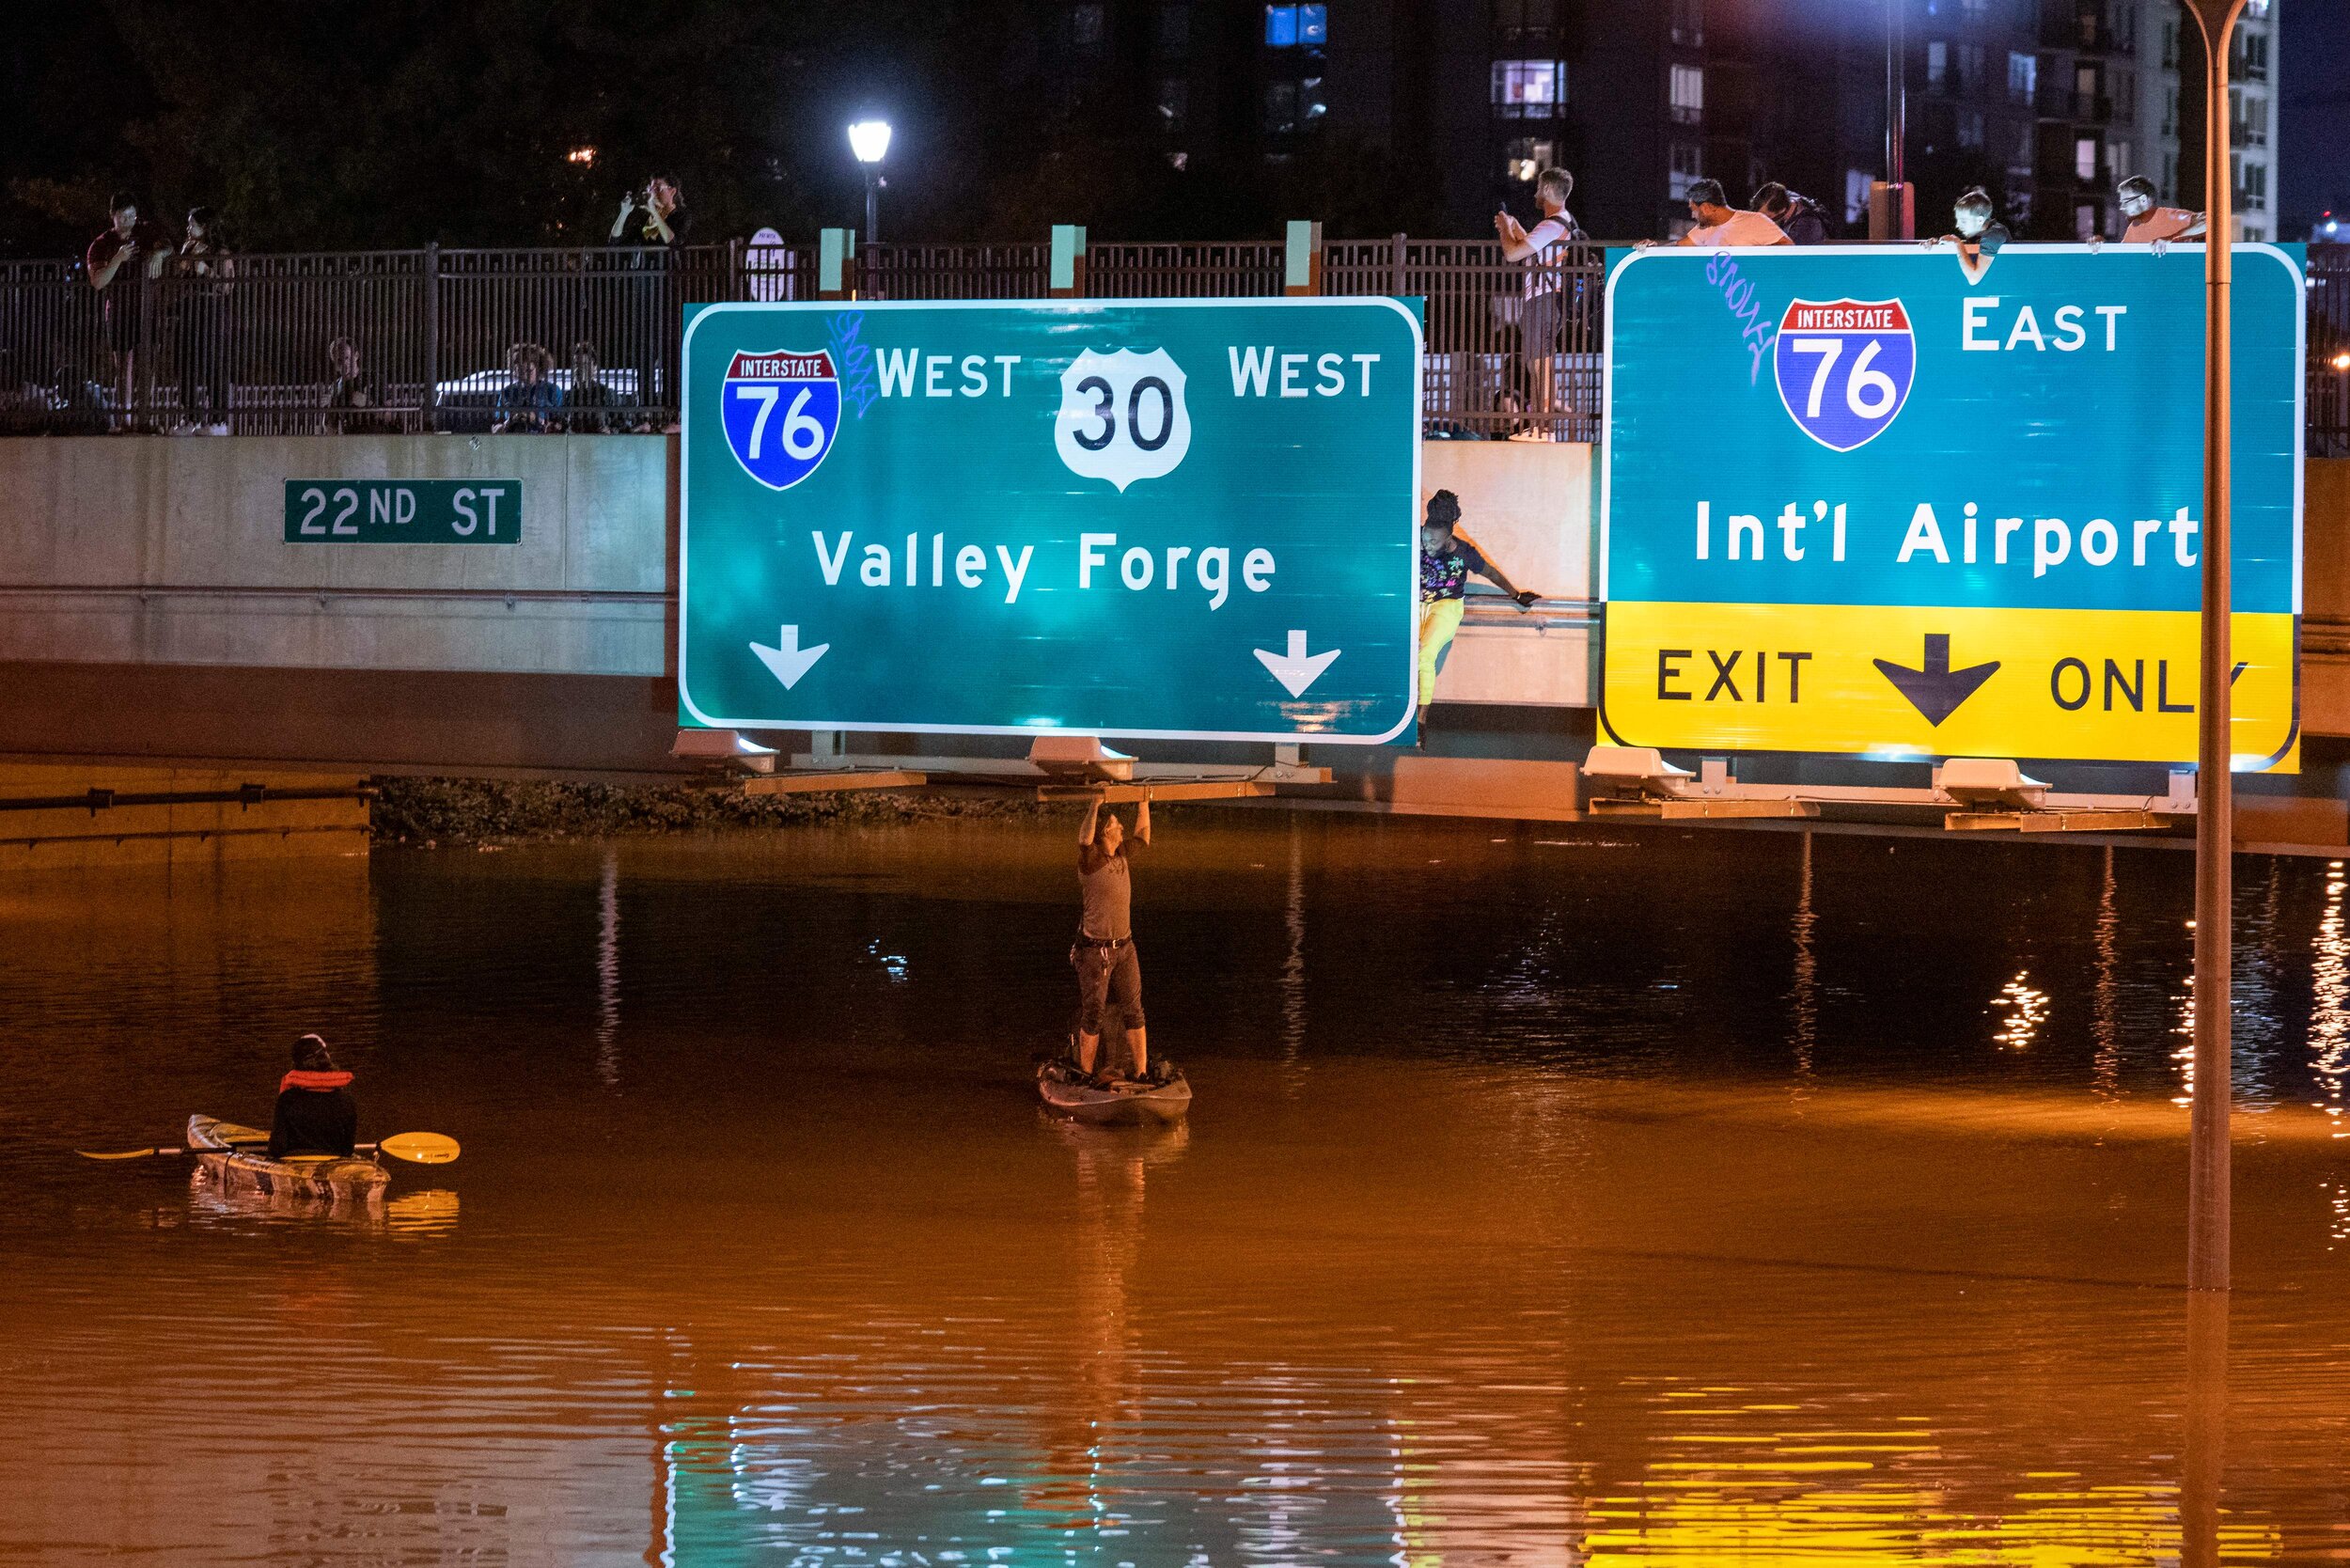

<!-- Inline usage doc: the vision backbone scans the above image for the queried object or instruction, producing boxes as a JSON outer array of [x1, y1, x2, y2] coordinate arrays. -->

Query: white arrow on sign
[[1253, 630, 1341, 698], [748, 625, 830, 690]]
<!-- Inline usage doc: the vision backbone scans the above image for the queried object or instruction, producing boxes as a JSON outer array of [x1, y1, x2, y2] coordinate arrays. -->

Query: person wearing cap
[[1673, 180, 1791, 247], [269, 1033, 358, 1159], [1937, 186, 2011, 284], [1418, 490, 1540, 745], [2117, 176, 2204, 248]]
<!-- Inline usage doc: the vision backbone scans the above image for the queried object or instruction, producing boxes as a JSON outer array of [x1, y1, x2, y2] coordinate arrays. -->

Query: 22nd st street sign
[[679, 298, 1423, 742], [1602, 243, 2305, 770]]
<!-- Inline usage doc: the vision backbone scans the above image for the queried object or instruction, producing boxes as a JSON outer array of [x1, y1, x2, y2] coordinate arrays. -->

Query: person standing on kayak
[[269, 1033, 358, 1159], [1074, 798, 1151, 1083]]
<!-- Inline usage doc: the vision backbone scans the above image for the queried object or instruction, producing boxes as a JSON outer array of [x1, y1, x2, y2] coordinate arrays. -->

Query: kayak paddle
[[76, 1131, 461, 1165]]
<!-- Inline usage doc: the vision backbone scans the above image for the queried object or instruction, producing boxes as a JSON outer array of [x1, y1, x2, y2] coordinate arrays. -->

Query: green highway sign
[[283, 479, 522, 544], [678, 298, 1423, 742]]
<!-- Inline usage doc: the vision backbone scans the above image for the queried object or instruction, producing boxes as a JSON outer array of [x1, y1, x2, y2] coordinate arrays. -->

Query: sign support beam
[[2183, 0, 2246, 1297]]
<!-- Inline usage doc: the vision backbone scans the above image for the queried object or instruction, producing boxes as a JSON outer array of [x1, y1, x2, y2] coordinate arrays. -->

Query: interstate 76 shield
[[1771, 298, 1916, 452], [720, 349, 841, 491]]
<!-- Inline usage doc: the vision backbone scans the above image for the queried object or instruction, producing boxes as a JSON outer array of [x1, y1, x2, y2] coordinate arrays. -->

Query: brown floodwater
[[4, 813, 2349, 1564]]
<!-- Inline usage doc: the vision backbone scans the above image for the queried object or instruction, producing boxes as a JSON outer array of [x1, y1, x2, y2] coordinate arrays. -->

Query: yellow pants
[[1418, 596, 1465, 705]]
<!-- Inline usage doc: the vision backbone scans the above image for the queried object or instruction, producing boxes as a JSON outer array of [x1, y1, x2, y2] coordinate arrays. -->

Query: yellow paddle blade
[[75, 1146, 180, 1161], [377, 1131, 461, 1165]]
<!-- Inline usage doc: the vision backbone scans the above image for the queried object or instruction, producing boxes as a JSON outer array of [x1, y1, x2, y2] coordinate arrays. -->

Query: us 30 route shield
[[680, 298, 1423, 743], [1602, 243, 2305, 771]]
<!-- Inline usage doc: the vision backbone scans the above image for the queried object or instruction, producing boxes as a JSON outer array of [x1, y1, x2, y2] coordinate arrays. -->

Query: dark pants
[[176, 300, 227, 424], [1073, 938, 1145, 1036]]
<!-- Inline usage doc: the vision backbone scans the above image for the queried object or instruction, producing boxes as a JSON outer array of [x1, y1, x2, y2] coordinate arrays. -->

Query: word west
[[1228, 347, 1384, 398], [874, 349, 1024, 398]]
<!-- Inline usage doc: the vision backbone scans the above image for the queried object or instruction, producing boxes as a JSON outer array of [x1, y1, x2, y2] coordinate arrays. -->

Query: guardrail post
[[1390, 231, 1406, 297], [819, 229, 854, 300], [422, 243, 440, 431], [1049, 226, 1088, 298], [1284, 220, 1324, 296]]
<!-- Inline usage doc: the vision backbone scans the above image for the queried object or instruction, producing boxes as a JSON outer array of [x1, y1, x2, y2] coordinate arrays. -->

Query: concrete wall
[[1420, 439, 1595, 709], [0, 435, 671, 676]]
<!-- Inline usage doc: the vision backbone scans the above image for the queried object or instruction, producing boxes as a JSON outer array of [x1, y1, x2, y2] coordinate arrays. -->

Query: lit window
[[1669, 0, 1703, 46], [1960, 109, 1984, 149], [1927, 40, 1949, 89], [2007, 51, 2035, 103], [1844, 167, 1872, 225], [1302, 75, 1327, 122], [1668, 63, 1703, 124], [1669, 143, 1703, 199], [1492, 59, 1567, 118], [1264, 4, 1325, 47], [2075, 202, 2099, 242], [1505, 138, 1557, 184], [2075, 134, 2099, 181], [2109, 137, 2132, 180]]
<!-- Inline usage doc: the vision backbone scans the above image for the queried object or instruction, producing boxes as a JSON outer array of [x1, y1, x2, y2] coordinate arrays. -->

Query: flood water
[[6, 812, 2350, 1564]]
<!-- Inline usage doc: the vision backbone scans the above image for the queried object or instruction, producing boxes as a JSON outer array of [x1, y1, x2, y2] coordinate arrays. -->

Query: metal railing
[[3, 237, 2341, 451]]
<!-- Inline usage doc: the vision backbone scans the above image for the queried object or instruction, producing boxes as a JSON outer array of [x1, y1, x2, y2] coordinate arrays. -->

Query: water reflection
[[2095, 846, 2122, 1098], [16, 823, 2350, 1563], [1790, 832, 1817, 1086], [1992, 971, 2050, 1050]]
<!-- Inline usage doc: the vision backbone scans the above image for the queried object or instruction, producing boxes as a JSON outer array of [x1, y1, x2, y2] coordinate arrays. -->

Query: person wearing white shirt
[[1673, 179, 1791, 248], [1494, 167, 1578, 438]]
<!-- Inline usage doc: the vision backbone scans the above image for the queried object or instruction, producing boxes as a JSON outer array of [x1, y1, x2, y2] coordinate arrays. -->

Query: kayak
[[187, 1115, 389, 1207], [1037, 1059, 1192, 1124]]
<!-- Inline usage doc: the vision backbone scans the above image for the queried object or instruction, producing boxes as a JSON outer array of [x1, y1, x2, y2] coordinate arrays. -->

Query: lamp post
[[848, 119, 892, 243], [2180, 0, 2246, 1297]]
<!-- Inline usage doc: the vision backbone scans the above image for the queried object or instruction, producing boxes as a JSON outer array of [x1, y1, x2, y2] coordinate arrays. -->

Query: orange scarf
[[279, 1070, 352, 1093]]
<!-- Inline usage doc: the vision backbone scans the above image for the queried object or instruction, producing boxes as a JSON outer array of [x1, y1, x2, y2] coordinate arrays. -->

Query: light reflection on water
[[4, 819, 2350, 1564]]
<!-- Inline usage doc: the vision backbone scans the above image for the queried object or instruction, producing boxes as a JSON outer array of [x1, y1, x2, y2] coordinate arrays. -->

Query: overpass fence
[[2, 238, 2342, 450]]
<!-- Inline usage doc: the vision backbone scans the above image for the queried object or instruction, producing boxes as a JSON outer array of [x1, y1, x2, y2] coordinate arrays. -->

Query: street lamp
[[848, 119, 892, 243]]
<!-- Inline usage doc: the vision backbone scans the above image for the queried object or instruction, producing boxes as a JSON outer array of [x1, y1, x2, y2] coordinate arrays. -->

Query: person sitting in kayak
[[1073, 797, 1151, 1084], [269, 1033, 358, 1159]]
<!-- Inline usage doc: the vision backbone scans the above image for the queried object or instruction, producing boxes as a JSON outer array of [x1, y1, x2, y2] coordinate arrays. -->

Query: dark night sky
[[2279, 0, 2348, 234]]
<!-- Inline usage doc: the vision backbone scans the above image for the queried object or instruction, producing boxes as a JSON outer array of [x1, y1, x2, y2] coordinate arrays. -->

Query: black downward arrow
[[1872, 633, 2000, 726]]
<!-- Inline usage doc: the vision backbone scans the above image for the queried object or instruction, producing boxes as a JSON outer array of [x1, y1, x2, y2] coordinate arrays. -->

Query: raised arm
[[1079, 800, 1100, 847], [1135, 797, 1152, 845]]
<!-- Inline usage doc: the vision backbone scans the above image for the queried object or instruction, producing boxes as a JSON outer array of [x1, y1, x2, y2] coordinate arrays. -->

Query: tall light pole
[[848, 119, 892, 243], [2180, 0, 2246, 1297]]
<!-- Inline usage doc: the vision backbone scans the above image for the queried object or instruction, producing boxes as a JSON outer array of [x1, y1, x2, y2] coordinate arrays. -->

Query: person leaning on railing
[[171, 207, 235, 434], [1495, 167, 1581, 441], [85, 192, 174, 431], [559, 340, 629, 434], [492, 342, 562, 434], [323, 337, 399, 435]]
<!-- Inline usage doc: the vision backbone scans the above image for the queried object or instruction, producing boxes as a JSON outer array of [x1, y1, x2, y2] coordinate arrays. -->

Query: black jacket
[[270, 1087, 358, 1159], [1778, 196, 1831, 245]]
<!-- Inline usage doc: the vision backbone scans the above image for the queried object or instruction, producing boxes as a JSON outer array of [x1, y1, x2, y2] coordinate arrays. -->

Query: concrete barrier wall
[[1419, 440, 1596, 709], [0, 435, 671, 676], [6, 434, 2348, 746]]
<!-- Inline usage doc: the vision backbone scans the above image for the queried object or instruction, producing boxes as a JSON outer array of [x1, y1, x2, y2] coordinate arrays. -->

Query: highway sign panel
[[283, 479, 521, 543], [679, 298, 1422, 742], [1602, 243, 2305, 770]]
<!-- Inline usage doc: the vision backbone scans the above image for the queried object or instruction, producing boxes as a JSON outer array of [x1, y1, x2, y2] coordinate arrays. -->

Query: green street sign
[[679, 298, 1422, 742], [282, 479, 522, 544]]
